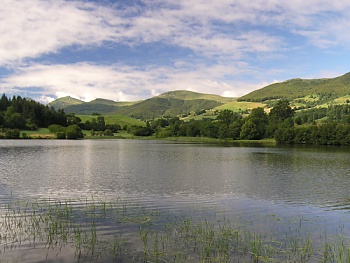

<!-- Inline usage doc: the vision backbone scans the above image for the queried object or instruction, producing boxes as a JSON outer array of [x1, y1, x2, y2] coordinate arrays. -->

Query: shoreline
[[17, 128, 277, 145]]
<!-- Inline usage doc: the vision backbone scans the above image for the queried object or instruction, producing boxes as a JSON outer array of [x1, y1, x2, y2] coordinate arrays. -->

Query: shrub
[[56, 132, 66, 139], [103, 129, 114, 136], [5, 129, 20, 139], [65, 125, 84, 139]]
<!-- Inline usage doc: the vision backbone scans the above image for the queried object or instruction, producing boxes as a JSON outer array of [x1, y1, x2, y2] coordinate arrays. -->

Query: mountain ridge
[[48, 71, 350, 118], [48, 90, 235, 118], [239, 72, 350, 103]]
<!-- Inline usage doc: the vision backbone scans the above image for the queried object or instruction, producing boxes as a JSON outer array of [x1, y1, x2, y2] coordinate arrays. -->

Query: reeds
[[0, 196, 350, 262]]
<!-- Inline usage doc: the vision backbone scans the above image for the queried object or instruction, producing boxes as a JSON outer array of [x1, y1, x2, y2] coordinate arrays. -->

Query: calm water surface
[[1, 139, 350, 261]]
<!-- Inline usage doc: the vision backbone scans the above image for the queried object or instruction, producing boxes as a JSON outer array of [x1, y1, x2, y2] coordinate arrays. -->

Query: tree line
[[3, 92, 350, 145], [0, 94, 124, 139], [128, 100, 350, 145], [0, 94, 66, 138], [0, 94, 85, 139], [0, 94, 67, 129], [127, 100, 294, 140]]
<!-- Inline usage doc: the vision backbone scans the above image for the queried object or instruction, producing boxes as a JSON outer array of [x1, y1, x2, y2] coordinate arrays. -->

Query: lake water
[[1, 139, 350, 262]]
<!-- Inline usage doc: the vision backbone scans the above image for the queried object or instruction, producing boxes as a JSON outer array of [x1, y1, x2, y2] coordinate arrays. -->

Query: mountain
[[158, 90, 234, 103], [112, 90, 234, 119], [48, 90, 235, 119], [239, 72, 350, 108], [49, 97, 139, 115], [48, 96, 83, 109], [48, 72, 350, 118]]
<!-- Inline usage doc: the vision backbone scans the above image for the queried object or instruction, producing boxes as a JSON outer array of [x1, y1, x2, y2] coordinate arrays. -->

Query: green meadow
[[77, 114, 145, 127], [215, 101, 266, 112]]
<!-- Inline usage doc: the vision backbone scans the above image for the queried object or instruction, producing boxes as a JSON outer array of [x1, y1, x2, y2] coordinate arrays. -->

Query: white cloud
[[2, 0, 350, 67], [0, 61, 261, 101], [35, 95, 56, 104], [2, 0, 350, 102], [0, 63, 153, 101], [0, 0, 119, 65]]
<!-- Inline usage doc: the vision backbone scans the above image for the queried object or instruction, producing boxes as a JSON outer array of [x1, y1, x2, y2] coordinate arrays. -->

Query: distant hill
[[215, 101, 266, 112], [158, 90, 234, 103], [49, 90, 235, 119], [47, 72, 350, 119], [239, 72, 350, 108], [48, 96, 83, 109], [113, 90, 234, 119], [77, 114, 145, 127], [49, 97, 139, 115]]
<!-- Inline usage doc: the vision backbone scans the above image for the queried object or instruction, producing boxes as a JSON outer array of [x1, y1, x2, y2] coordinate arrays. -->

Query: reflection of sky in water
[[2, 140, 350, 261], [1, 141, 350, 207], [2, 140, 350, 209]]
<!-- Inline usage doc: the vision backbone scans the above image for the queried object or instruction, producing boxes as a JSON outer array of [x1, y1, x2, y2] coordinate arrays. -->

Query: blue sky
[[1, 0, 350, 103]]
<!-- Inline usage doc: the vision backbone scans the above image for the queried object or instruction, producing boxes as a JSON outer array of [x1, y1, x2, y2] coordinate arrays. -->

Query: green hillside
[[48, 90, 234, 121], [113, 93, 226, 119], [47, 72, 350, 120], [89, 98, 120, 106], [239, 72, 350, 107], [89, 98, 138, 107], [77, 114, 145, 127], [158, 90, 234, 103], [215, 100, 266, 112], [64, 103, 117, 115], [48, 96, 83, 109], [50, 98, 139, 115]]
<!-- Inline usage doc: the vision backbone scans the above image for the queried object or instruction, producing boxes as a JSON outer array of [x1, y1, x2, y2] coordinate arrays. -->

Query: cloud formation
[[1, 0, 350, 102], [1, 62, 257, 103]]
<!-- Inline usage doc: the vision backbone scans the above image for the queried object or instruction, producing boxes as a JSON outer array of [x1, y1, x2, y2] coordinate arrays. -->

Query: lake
[[1, 139, 350, 262]]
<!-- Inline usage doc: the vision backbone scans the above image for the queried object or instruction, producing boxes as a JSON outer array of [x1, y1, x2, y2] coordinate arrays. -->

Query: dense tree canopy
[[0, 94, 82, 139], [142, 100, 350, 145], [0, 94, 67, 131]]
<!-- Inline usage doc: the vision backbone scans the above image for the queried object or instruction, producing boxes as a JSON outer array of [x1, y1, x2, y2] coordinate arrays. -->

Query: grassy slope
[[49, 97, 140, 115], [48, 96, 83, 109], [77, 114, 145, 127], [240, 72, 350, 103], [215, 100, 266, 111], [88, 98, 139, 107], [158, 90, 235, 103], [48, 91, 233, 119], [21, 128, 54, 138], [64, 100, 140, 115], [112, 90, 235, 120]]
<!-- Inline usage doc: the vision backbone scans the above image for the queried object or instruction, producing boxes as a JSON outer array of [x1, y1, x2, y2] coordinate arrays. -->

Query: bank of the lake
[[19, 128, 278, 145]]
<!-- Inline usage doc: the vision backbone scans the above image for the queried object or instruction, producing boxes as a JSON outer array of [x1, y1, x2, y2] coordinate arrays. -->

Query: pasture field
[[21, 128, 54, 139], [77, 114, 145, 127], [215, 101, 266, 112]]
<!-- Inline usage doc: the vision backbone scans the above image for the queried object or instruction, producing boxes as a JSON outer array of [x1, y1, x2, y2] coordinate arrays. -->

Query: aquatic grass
[[1, 197, 350, 262]]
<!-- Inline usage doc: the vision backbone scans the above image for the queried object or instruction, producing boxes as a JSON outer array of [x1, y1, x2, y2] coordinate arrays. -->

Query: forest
[[2, 93, 350, 145], [129, 100, 350, 146], [0, 94, 83, 139]]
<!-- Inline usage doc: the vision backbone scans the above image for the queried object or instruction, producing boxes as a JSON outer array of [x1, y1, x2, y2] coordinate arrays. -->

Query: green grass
[[240, 72, 350, 104], [332, 95, 350, 104], [20, 128, 54, 138], [158, 90, 235, 103], [215, 101, 266, 112], [48, 96, 83, 109], [77, 114, 145, 127]]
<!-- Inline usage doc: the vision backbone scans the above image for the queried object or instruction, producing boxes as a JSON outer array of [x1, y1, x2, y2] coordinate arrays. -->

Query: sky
[[1, 0, 350, 103]]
